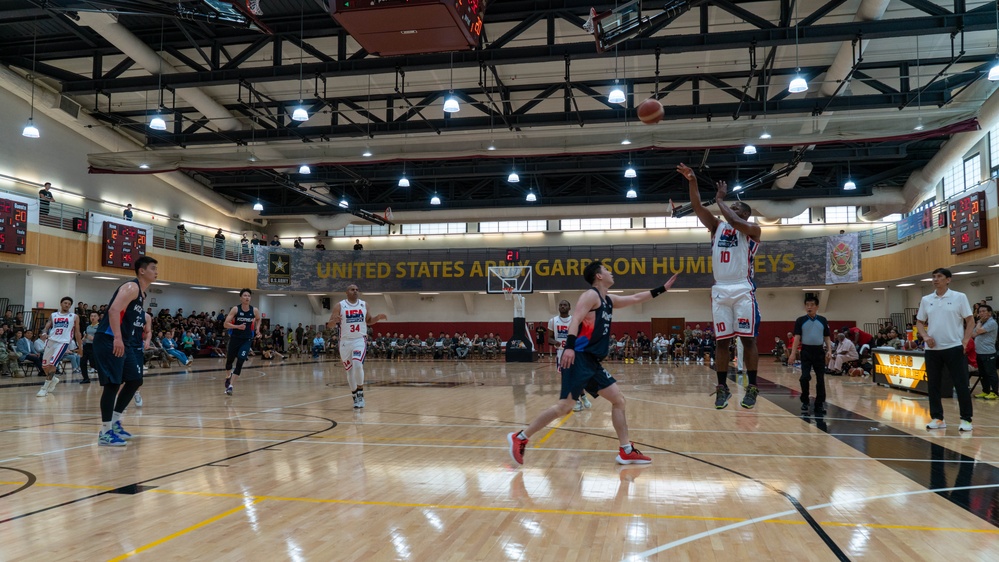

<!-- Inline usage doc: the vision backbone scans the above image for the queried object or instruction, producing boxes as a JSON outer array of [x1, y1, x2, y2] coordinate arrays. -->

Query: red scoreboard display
[[103, 221, 147, 268], [0, 198, 28, 255], [948, 191, 988, 255]]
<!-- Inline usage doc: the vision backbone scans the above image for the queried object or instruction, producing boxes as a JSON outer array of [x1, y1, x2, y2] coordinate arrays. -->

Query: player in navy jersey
[[507, 262, 678, 466], [680, 163, 763, 410], [223, 288, 262, 395], [93, 255, 158, 447]]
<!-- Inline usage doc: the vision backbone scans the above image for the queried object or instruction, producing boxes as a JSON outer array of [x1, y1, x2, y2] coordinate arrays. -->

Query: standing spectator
[[175, 224, 188, 251], [38, 182, 54, 216], [269, 236, 281, 247], [972, 303, 998, 400], [240, 234, 249, 256], [295, 323, 305, 347], [916, 267, 975, 432], [123, 203, 133, 221], [214, 228, 226, 258], [353, 239, 363, 251], [787, 295, 833, 414], [294, 237, 304, 249], [316, 239, 326, 250]]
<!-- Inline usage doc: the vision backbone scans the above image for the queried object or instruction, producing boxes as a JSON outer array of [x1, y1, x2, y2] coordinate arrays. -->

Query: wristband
[[650, 286, 667, 298], [565, 335, 577, 349]]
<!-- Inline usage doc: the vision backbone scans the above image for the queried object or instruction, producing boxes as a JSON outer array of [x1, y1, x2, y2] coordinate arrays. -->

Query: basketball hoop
[[503, 287, 514, 301]]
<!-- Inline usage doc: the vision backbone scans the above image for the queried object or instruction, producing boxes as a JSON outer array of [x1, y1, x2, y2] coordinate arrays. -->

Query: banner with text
[[256, 236, 859, 292]]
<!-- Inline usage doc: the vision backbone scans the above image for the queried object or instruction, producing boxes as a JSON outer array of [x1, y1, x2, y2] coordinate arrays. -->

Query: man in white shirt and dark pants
[[916, 268, 975, 432]]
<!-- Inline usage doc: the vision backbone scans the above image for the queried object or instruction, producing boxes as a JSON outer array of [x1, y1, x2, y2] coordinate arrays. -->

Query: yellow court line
[[8, 480, 998, 536], [107, 499, 263, 562], [533, 411, 572, 448]]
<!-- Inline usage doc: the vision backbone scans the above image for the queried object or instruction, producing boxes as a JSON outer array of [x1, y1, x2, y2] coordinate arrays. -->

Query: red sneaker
[[616, 443, 652, 465], [507, 432, 528, 465]]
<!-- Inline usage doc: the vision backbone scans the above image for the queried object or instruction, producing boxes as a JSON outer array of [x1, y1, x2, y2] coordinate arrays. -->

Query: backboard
[[487, 265, 533, 294]]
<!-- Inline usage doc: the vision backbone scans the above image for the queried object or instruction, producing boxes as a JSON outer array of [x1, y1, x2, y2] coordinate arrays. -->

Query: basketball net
[[384, 207, 394, 221], [503, 286, 514, 301], [247, 0, 263, 16]]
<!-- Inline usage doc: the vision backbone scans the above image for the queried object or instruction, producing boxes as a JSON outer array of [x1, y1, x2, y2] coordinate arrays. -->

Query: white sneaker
[[134, 391, 143, 407], [573, 399, 583, 412], [926, 419, 947, 429], [47, 376, 60, 393], [581, 394, 592, 409], [36, 382, 48, 397], [959, 420, 973, 432]]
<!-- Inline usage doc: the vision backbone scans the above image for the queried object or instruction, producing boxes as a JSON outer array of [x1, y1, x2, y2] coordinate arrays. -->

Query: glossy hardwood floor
[[1, 354, 997, 561]]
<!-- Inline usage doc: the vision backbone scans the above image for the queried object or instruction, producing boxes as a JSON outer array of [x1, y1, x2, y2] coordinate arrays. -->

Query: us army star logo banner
[[256, 235, 859, 292]]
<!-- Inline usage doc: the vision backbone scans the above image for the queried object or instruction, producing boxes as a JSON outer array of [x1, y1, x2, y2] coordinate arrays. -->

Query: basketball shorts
[[340, 338, 366, 369], [711, 281, 760, 339], [41, 340, 70, 368], [93, 334, 144, 386], [559, 352, 616, 400]]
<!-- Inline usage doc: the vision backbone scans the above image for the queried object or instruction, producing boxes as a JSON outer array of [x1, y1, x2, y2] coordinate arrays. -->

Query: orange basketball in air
[[637, 98, 664, 124]]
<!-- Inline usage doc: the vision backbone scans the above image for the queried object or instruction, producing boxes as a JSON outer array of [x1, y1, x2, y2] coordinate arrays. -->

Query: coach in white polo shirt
[[915, 267, 975, 432]]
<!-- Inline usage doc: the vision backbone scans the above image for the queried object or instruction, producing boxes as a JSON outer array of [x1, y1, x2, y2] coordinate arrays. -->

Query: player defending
[[94, 256, 157, 446], [223, 288, 261, 396], [507, 262, 678, 465], [327, 284, 387, 408], [679, 163, 763, 409], [36, 296, 84, 397], [549, 299, 590, 412]]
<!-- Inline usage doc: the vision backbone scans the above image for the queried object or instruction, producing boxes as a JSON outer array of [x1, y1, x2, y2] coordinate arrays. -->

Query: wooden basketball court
[[1, 356, 997, 560]]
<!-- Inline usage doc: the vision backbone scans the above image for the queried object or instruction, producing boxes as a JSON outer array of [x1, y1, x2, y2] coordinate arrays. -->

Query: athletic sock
[[747, 370, 758, 386], [622, 443, 634, 453], [101, 422, 112, 433], [716, 371, 728, 386], [111, 411, 122, 423], [517, 431, 527, 440]]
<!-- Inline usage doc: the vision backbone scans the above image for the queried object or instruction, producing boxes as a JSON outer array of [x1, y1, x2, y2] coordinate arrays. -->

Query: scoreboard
[[103, 221, 147, 268], [948, 191, 987, 255], [0, 198, 28, 255], [331, 0, 486, 56]]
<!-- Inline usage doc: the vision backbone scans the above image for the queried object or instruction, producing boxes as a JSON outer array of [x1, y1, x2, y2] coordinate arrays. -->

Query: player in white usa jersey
[[327, 284, 387, 408], [548, 300, 590, 412], [37, 296, 83, 397], [680, 162, 763, 411]]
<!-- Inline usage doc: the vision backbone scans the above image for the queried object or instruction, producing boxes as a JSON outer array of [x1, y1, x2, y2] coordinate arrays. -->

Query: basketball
[[637, 98, 664, 125]]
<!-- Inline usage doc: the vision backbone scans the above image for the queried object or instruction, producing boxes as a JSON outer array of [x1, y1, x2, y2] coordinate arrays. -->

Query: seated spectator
[[483, 333, 499, 358], [433, 332, 449, 360], [471, 334, 483, 357], [773, 336, 787, 364], [455, 333, 470, 359], [828, 332, 859, 375], [161, 330, 192, 366], [883, 328, 902, 349], [312, 334, 325, 359], [15, 329, 43, 373]]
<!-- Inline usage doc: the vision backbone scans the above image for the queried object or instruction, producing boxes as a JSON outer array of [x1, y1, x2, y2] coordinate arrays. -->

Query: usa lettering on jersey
[[717, 227, 739, 248], [345, 309, 364, 323]]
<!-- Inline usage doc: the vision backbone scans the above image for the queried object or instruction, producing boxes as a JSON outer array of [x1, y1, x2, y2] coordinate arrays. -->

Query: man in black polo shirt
[[787, 294, 833, 415]]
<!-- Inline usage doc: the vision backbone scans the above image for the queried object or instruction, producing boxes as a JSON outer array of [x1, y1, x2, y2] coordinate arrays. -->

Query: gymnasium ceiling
[[0, 0, 997, 223]]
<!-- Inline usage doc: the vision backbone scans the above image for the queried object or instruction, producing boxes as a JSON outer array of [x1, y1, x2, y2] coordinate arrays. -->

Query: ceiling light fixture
[[253, 201, 264, 211], [990, 2, 999, 80], [624, 163, 637, 178], [743, 144, 757, 155], [399, 160, 410, 187], [508, 159, 519, 182], [608, 46, 626, 103], [788, 3, 808, 93], [626, 187, 637, 199], [430, 193, 441, 205], [620, 138, 631, 145], [362, 147, 372, 157], [150, 21, 167, 131], [22, 23, 39, 138], [443, 53, 460, 113], [525, 190, 537, 202], [759, 130, 772, 140], [843, 160, 856, 190], [291, 1, 309, 122], [299, 164, 311, 174], [338, 197, 349, 209]]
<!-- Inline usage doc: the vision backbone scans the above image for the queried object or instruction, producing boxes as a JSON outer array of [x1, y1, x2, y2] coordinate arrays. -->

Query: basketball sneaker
[[986, 392, 999, 400], [357, 390, 365, 408], [975, 391, 989, 399], [36, 380, 50, 397], [712, 385, 731, 409], [573, 399, 583, 412], [507, 431, 528, 465], [959, 420, 973, 432], [926, 419, 946, 429], [98, 430, 127, 447], [801, 400, 810, 413], [740, 385, 759, 409], [581, 394, 592, 409], [134, 392, 143, 407], [353, 393, 361, 409], [112, 420, 133, 440], [48, 376, 60, 393], [225, 385, 233, 396], [616, 443, 652, 465]]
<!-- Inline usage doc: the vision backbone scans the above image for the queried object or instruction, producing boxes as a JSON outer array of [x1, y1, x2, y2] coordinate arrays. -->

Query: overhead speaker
[[321, 297, 331, 310]]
